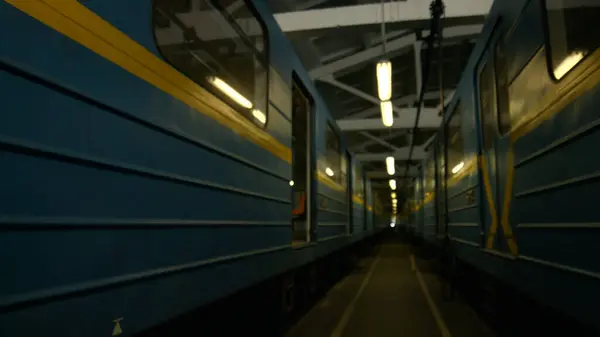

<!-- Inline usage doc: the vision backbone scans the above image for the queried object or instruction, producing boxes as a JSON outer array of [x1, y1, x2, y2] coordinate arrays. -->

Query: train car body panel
[[0, 1, 381, 336], [409, 0, 600, 329]]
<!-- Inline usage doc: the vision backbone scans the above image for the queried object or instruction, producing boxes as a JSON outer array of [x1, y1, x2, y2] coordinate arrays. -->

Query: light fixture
[[392, 200, 397, 205], [390, 222, 396, 228], [325, 167, 335, 177], [451, 161, 464, 175], [207, 76, 253, 109], [380, 101, 393, 127], [386, 156, 395, 175], [252, 109, 266, 124], [554, 51, 584, 80], [391, 192, 396, 199], [389, 179, 396, 190], [289, 180, 294, 187], [376, 60, 392, 101]]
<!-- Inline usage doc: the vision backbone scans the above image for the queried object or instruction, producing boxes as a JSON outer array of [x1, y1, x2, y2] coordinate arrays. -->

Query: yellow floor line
[[330, 249, 382, 337], [411, 254, 453, 337]]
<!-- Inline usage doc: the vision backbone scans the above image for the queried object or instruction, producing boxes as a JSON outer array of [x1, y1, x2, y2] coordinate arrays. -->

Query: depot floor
[[285, 237, 495, 337]]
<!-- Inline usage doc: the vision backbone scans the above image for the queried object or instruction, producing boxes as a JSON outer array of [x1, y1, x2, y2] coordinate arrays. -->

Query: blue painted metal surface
[[409, 0, 600, 329], [0, 1, 379, 336]]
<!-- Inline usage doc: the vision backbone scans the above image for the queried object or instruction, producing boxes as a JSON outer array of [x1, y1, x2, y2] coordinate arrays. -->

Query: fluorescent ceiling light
[[376, 60, 392, 101], [380, 101, 393, 127], [554, 51, 584, 80], [207, 76, 253, 109], [451, 161, 464, 175], [252, 109, 266, 124], [326, 167, 335, 177], [389, 179, 396, 190], [386, 156, 395, 175]]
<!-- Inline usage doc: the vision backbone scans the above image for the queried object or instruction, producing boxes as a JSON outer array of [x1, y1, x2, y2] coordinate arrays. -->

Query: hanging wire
[[402, 0, 445, 183], [380, 0, 387, 54]]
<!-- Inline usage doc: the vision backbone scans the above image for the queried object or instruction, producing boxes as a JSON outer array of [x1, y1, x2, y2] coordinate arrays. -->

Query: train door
[[434, 139, 447, 240], [363, 174, 368, 231], [476, 48, 502, 249], [291, 77, 315, 244], [347, 152, 353, 235]]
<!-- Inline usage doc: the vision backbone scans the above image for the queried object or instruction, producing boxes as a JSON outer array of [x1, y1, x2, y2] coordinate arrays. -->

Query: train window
[[353, 165, 364, 199], [446, 102, 465, 177], [153, 0, 268, 127], [545, 0, 600, 80], [478, 60, 497, 150], [494, 40, 511, 134], [425, 157, 435, 199], [325, 123, 342, 184]]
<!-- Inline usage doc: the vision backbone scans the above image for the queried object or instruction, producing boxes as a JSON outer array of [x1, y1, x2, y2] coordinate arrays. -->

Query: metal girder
[[323, 78, 440, 125], [366, 168, 419, 178], [296, 0, 331, 10], [310, 34, 415, 79], [342, 90, 453, 120], [275, 1, 492, 33], [322, 77, 381, 105], [353, 131, 406, 151], [337, 111, 441, 130], [359, 132, 401, 151], [309, 25, 482, 79], [355, 147, 426, 161]]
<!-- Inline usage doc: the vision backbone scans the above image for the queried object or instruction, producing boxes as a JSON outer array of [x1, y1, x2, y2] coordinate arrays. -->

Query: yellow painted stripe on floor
[[411, 254, 452, 337], [330, 249, 382, 337]]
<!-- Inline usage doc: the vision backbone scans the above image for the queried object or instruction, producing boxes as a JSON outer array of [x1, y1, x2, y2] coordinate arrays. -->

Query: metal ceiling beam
[[359, 132, 400, 151], [275, 1, 492, 33], [366, 168, 419, 178], [353, 131, 406, 151], [337, 110, 441, 130], [355, 147, 426, 161], [309, 24, 482, 79], [310, 34, 415, 79], [225, 0, 244, 13], [322, 77, 381, 104], [343, 90, 454, 120], [322, 78, 436, 124], [296, 0, 331, 10]]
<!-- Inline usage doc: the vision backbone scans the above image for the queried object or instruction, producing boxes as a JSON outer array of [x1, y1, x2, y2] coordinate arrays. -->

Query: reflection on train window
[[494, 40, 511, 135], [425, 157, 435, 198], [446, 102, 465, 177], [478, 60, 497, 149], [353, 164, 364, 199], [153, 0, 268, 127], [545, 0, 600, 80], [326, 123, 342, 184]]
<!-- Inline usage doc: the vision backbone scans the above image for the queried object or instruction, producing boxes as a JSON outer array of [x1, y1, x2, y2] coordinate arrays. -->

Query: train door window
[[544, 0, 600, 80], [353, 165, 364, 201], [363, 175, 368, 231], [446, 102, 465, 178], [291, 80, 314, 243], [153, 0, 268, 127], [494, 40, 511, 135], [478, 60, 497, 150], [325, 123, 342, 184]]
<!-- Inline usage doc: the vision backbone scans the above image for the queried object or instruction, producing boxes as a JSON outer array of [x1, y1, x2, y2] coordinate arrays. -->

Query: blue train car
[[409, 0, 600, 330], [0, 1, 381, 336]]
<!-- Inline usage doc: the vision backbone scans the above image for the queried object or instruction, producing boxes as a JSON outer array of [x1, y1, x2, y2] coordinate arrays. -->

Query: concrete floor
[[286, 237, 495, 337]]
